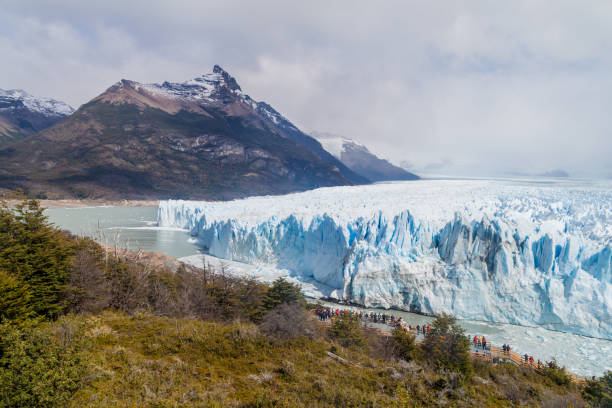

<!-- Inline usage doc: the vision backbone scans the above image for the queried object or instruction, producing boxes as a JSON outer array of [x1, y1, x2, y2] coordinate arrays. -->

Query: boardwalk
[[315, 311, 589, 385]]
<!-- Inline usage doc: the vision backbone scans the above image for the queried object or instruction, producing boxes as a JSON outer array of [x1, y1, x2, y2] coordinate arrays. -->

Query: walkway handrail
[[311, 310, 590, 384]]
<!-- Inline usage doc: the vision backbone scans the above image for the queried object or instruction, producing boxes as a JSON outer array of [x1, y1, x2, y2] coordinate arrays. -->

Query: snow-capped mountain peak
[[0, 88, 75, 146], [311, 131, 419, 182], [311, 132, 366, 159], [106, 66, 303, 135], [0, 88, 74, 117], [128, 65, 245, 104]]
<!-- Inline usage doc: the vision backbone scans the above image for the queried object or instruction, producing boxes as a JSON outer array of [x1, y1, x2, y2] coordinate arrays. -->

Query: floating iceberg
[[158, 179, 612, 339]]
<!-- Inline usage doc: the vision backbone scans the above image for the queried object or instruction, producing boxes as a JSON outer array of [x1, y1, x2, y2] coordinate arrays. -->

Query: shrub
[[261, 278, 303, 313], [0, 318, 88, 407], [421, 313, 472, 378], [259, 302, 315, 341], [583, 370, 612, 407], [392, 327, 417, 361], [327, 313, 365, 348]]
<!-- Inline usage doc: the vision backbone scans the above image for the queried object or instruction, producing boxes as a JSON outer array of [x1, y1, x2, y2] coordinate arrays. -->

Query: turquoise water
[[45, 206, 200, 258]]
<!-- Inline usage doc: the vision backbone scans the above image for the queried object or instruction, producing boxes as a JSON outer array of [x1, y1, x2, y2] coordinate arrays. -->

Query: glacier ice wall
[[158, 180, 612, 339]]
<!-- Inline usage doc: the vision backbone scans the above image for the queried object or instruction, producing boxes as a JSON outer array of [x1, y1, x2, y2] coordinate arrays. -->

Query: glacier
[[158, 179, 612, 340]]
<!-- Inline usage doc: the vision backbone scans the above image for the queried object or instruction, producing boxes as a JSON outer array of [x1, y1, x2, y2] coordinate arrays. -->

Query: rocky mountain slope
[[313, 132, 419, 182], [0, 89, 74, 146], [0, 66, 366, 199]]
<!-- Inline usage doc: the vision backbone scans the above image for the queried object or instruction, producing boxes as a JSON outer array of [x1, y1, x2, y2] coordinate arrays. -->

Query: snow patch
[[0, 88, 74, 117]]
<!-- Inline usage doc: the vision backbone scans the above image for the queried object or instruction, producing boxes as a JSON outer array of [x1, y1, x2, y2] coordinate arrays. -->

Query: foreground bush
[[422, 313, 473, 378], [583, 370, 612, 407], [0, 318, 88, 408], [259, 302, 316, 341], [391, 326, 417, 361], [327, 313, 366, 348]]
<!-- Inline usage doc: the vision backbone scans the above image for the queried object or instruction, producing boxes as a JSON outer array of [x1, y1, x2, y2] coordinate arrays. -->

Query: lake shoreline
[[5, 199, 159, 209]]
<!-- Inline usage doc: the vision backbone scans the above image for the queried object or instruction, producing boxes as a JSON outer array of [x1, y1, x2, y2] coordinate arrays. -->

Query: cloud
[[0, 0, 610, 178]]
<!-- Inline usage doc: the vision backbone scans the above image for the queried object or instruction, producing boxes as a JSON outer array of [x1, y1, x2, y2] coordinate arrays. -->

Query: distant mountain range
[[538, 169, 570, 178], [312, 132, 419, 182], [0, 89, 74, 146], [0, 66, 375, 199]]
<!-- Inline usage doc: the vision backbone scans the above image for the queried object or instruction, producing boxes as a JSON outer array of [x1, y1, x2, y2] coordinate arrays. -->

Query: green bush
[[543, 365, 571, 386], [583, 370, 612, 407], [0, 318, 88, 407], [392, 327, 417, 361], [261, 278, 303, 313], [327, 313, 365, 348], [421, 313, 472, 378]]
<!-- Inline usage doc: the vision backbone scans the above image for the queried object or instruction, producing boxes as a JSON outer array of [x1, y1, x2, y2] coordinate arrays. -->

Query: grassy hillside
[[3, 311, 607, 408]]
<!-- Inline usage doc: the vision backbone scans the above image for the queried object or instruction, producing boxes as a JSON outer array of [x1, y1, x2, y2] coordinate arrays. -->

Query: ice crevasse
[[158, 180, 612, 339]]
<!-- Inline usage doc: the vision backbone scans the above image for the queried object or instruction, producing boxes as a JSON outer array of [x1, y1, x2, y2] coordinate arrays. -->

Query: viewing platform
[[314, 310, 590, 385]]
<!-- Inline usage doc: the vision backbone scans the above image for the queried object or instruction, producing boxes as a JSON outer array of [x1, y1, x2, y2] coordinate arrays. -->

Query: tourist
[[482, 335, 486, 349]]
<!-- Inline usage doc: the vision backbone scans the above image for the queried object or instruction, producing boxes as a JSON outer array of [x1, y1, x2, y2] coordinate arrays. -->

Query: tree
[[583, 371, 612, 407], [421, 313, 472, 377], [0, 199, 74, 319], [0, 270, 34, 324], [261, 278, 303, 312], [259, 302, 315, 341], [392, 327, 417, 361], [328, 313, 365, 348], [65, 238, 111, 314]]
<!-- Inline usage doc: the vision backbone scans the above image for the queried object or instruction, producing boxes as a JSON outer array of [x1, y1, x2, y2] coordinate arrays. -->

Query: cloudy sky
[[1, 1, 610, 178]]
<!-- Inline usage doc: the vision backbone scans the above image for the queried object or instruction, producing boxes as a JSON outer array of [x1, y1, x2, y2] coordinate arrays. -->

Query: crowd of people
[[315, 308, 403, 326], [315, 307, 557, 372], [314, 308, 432, 335]]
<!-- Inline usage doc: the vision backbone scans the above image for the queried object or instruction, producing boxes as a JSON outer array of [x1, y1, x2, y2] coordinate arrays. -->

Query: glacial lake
[[46, 204, 612, 377], [46, 205, 200, 258]]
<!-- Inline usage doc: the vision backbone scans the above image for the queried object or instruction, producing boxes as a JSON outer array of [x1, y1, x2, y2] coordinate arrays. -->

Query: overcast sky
[[1, 1, 610, 178]]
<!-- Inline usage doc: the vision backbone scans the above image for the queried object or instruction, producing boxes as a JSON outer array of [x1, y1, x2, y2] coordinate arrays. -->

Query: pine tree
[[0, 199, 74, 319], [261, 278, 303, 312], [0, 270, 34, 323], [422, 313, 472, 378]]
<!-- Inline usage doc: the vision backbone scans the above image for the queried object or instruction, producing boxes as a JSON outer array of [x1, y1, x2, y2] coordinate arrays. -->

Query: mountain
[[0, 66, 366, 199], [539, 169, 570, 178], [0, 89, 74, 146], [312, 132, 419, 182]]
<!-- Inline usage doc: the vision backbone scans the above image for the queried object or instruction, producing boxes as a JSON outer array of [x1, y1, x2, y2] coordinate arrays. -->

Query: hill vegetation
[[0, 198, 610, 407]]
